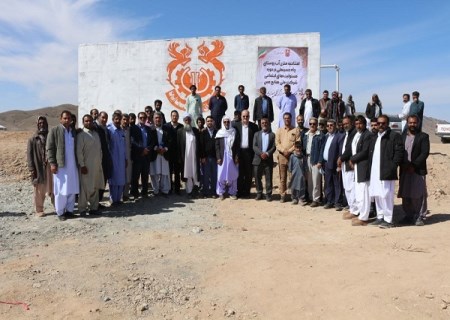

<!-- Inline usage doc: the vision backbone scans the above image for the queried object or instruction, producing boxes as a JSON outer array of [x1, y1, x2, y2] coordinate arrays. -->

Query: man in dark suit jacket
[[233, 110, 259, 198], [341, 115, 372, 225], [319, 119, 345, 209], [252, 117, 276, 201], [129, 111, 153, 198], [253, 87, 274, 129], [398, 114, 429, 226], [149, 112, 171, 196], [94, 111, 112, 204], [299, 89, 321, 129], [163, 110, 184, 194], [199, 116, 218, 198]]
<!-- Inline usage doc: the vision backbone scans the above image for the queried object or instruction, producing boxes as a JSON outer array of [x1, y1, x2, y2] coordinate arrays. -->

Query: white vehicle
[[435, 123, 450, 143]]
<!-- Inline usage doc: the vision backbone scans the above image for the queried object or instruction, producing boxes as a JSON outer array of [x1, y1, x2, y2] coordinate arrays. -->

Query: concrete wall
[[78, 33, 320, 125]]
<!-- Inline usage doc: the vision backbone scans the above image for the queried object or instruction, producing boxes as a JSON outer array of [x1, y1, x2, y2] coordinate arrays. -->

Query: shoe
[[379, 221, 395, 229], [415, 218, 425, 226], [79, 211, 87, 217], [301, 201, 310, 206], [230, 195, 238, 200], [65, 211, 75, 218], [219, 195, 224, 201], [335, 205, 343, 211], [292, 199, 299, 205], [266, 195, 272, 202], [344, 205, 350, 210], [58, 215, 67, 221], [255, 194, 263, 201], [98, 204, 106, 209], [342, 212, 357, 220], [280, 196, 286, 203], [369, 218, 384, 226], [323, 203, 334, 209], [123, 196, 130, 202], [352, 219, 368, 226], [212, 194, 218, 199], [310, 201, 319, 208]]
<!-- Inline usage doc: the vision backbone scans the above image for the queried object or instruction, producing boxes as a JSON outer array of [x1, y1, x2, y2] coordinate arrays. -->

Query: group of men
[[26, 85, 429, 227]]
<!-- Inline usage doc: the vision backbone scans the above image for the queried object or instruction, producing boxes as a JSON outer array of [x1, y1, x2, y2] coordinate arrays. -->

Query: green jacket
[[46, 125, 77, 168]]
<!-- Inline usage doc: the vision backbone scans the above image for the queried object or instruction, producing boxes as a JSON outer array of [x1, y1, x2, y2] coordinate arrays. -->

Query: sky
[[0, 0, 449, 120]]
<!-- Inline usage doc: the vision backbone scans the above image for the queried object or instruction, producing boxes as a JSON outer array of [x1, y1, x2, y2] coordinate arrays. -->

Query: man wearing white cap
[[215, 116, 240, 200], [177, 113, 200, 197]]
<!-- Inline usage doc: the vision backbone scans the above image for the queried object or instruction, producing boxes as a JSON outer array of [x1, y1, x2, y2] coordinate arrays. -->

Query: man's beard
[[185, 124, 192, 132], [298, 123, 304, 129]]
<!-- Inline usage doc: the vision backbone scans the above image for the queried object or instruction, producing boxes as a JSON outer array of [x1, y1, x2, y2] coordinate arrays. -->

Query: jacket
[[46, 125, 77, 168], [339, 127, 357, 171], [400, 130, 429, 176], [349, 129, 372, 182], [299, 98, 321, 118], [199, 128, 218, 159], [368, 128, 404, 180], [303, 130, 325, 165], [149, 126, 170, 161], [27, 132, 48, 184], [129, 124, 153, 162], [233, 121, 259, 157], [252, 130, 276, 165], [253, 96, 274, 122]]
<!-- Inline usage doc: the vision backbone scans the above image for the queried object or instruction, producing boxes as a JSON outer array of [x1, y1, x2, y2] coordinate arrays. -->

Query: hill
[[0, 104, 78, 131]]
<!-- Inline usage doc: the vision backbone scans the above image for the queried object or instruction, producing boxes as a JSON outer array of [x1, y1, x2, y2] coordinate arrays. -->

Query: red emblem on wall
[[165, 40, 226, 111]]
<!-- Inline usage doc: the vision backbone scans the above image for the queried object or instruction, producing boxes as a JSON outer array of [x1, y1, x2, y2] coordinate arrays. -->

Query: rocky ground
[[1, 131, 450, 319]]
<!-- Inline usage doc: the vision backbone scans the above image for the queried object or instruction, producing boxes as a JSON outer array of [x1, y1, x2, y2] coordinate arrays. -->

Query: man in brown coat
[[27, 116, 54, 217]]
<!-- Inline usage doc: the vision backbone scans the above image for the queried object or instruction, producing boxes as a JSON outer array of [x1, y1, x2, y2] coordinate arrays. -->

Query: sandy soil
[[1, 131, 450, 319]]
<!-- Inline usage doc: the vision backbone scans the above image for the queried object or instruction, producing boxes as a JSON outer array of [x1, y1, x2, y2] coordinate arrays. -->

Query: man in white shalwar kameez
[[177, 113, 200, 196], [398, 93, 412, 132], [46, 110, 79, 221], [215, 116, 240, 200], [149, 112, 171, 196], [76, 115, 103, 215], [368, 115, 404, 228], [338, 117, 356, 215]]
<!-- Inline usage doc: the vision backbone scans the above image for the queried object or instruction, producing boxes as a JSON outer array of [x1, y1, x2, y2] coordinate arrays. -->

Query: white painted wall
[[78, 33, 320, 125]]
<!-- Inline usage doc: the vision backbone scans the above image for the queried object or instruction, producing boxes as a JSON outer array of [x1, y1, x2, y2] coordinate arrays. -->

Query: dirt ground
[[1, 130, 450, 320]]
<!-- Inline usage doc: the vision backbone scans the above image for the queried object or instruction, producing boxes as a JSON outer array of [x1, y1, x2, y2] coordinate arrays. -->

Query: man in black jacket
[[398, 115, 429, 226], [163, 110, 184, 194], [299, 89, 321, 130], [368, 115, 404, 228], [341, 115, 372, 226], [199, 116, 218, 198], [129, 112, 153, 198], [337, 116, 356, 213], [253, 87, 274, 130], [233, 110, 259, 198]]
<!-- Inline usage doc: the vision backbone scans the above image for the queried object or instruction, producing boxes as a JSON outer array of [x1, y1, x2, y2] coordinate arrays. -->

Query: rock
[[134, 295, 142, 302], [425, 293, 434, 299], [192, 227, 203, 234], [137, 303, 149, 312], [224, 309, 235, 317], [32, 282, 41, 288], [241, 227, 248, 231], [103, 296, 111, 302], [159, 289, 169, 295], [441, 303, 448, 310]]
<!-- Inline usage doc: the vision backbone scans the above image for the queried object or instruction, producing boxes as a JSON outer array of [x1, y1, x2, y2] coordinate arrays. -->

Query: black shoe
[[335, 205, 343, 211], [323, 203, 334, 209], [379, 221, 395, 229], [255, 194, 263, 201], [58, 215, 67, 221], [65, 211, 75, 218], [369, 218, 384, 226], [79, 211, 87, 217], [280, 196, 286, 203], [415, 218, 425, 226], [266, 195, 273, 202], [310, 201, 319, 208]]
